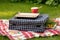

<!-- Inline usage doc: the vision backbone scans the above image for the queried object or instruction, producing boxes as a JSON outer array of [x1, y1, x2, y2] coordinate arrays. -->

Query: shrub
[[46, 0, 60, 6], [10, 0, 60, 6]]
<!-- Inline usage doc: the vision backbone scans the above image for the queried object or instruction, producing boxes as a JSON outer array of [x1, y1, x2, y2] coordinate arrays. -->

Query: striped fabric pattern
[[0, 20, 60, 40]]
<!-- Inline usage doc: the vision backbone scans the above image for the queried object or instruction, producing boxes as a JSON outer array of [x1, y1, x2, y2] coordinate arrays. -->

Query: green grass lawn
[[0, 2, 60, 40], [0, 2, 60, 19]]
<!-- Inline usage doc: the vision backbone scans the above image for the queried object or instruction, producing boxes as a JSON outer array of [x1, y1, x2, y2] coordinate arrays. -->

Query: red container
[[31, 7, 39, 13]]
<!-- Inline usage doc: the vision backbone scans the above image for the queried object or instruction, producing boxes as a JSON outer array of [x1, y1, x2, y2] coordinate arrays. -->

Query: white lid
[[31, 7, 38, 9]]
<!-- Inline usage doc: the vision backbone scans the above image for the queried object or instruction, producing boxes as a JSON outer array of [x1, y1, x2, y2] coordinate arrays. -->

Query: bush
[[10, 0, 60, 6], [46, 0, 60, 6], [10, 0, 18, 2]]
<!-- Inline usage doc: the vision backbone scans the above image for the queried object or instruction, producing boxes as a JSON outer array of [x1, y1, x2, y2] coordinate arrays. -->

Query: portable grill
[[9, 14, 49, 32]]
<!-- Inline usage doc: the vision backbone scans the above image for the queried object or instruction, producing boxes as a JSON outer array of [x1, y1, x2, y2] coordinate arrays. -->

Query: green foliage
[[45, 19, 55, 26], [46, 0, 54, 5], [10, 0, 19, 2], [10, 0, 42, 3], [46, 0, 60, 6], [0, 0, 60, 6], [37, 0, 42, 4], [3, 0, 60, 6]]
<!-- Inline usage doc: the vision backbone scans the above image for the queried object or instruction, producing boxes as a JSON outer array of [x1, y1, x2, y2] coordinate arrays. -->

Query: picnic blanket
[[0, 19, 60, 40]]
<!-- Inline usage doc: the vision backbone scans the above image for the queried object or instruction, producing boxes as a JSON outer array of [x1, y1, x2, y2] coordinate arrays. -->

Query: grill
[[9, 14, 49, 32]]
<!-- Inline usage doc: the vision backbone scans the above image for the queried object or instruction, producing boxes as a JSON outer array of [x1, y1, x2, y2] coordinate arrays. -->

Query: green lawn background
[[0, 2, 60, 40], [0, 3, 60, 19]]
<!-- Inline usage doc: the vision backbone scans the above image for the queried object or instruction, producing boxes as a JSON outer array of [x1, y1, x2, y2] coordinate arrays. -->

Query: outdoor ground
[[0, 2, 60, 19], [0, 2, 60, 40]]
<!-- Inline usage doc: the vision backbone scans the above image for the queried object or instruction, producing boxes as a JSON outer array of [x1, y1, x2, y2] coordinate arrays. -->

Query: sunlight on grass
[[0, 3, 60, 19], [0, 11, 16, 19], [30, 36, 60, 40]]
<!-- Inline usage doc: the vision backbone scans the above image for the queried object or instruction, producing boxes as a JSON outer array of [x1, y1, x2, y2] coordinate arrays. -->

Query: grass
[[30, 36, 60, 40], [0, 3, 60, 19], [0, 2, 60, 40]]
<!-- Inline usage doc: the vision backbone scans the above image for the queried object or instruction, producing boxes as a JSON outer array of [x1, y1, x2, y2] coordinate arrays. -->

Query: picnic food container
[[9, 13, 49, 32], [31, 7, 39, 13], [9, 14, 48, 25], [15, 13, 39, 18], [9, 25, 45, 32]]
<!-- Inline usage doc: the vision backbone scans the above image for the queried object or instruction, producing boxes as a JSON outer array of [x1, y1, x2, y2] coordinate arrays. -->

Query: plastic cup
[[31, 7, 39, 13]]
